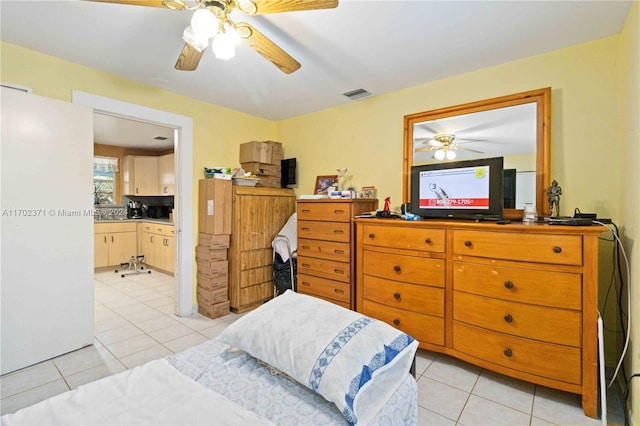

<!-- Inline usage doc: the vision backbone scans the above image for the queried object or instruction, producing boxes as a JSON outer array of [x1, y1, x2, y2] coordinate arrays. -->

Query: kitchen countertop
[[94, 218, 173, 225]]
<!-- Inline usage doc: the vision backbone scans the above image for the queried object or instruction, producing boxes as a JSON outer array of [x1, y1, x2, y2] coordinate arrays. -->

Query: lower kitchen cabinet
[[140, 222, 175, 273], [94, 222, 137, 268]]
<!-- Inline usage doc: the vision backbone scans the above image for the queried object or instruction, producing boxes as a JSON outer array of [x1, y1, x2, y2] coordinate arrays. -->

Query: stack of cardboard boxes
[[196, 178, 232, 319], [239, 141, 283, 188]]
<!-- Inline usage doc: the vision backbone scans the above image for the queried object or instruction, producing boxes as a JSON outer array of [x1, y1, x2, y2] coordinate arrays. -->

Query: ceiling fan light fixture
[[191, 8, 218, 38], [182, 26, 210, 52], [237, 0, 258, 15], [212, 31, 236, 59], [433, 149, 446, 161], [446, 150, 456, 160]]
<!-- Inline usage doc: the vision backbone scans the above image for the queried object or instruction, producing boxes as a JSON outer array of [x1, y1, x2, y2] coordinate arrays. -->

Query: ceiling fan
[[414, 134, 485, 160], [88, 0, 339, 74]]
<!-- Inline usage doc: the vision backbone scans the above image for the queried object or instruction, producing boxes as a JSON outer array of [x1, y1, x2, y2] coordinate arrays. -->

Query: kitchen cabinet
[[123, 154, 175, 196], [141, 222, 175, 273], [94, 222, 137, 267], [158, 153, 175, 195]]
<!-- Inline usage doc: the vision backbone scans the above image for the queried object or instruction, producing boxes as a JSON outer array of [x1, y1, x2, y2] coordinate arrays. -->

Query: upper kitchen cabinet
[[158, 153, 175, 196], [123, 154, 174, 196]]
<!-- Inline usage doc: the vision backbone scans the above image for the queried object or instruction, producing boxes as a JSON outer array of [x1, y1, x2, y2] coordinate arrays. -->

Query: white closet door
[[1, 88, 94, 374]]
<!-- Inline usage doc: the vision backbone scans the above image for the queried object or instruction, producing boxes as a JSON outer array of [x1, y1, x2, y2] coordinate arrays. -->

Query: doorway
[[73, 91, 194, 316]]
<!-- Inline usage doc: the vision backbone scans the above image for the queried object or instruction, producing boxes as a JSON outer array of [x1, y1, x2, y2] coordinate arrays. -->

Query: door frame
[[73, 91, 194, 316]]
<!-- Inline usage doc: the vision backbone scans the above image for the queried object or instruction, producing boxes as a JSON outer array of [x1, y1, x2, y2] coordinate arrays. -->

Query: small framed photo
[[315, 175, 338, 195], [361, 186, 377, 199]]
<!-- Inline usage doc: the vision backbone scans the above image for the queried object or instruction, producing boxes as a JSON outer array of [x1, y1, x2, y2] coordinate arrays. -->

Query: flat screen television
[[410, 156, 504, 220], [281, 158, 297, 188]]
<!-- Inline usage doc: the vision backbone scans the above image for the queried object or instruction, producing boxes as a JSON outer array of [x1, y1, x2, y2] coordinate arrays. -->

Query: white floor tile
[[65, 360, 127, 390], [471, 369, 535, 414], [532, 386, 602, 425], [1, 361, 62, 398], [52, 345, 117, 377], [162, 333, 209, 353], [424, 354, 481, 392], [417, 376, 469, 421], [147, 323, 195, 343], [198, 321, 229, 339], [94, 324, 144, 346], [119, 345, 173, 369], [418, 406, 456, 426], [458, 394, 531, 425], [415, 349, 438, 377], [134, 315, 182, 333], [94, 315, 130, 334], [0, 379, 69, 416], [105, 334, 160, 359]]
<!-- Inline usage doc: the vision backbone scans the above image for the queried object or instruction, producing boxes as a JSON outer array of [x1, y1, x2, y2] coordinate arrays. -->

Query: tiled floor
[[1, 270, 627, 425]]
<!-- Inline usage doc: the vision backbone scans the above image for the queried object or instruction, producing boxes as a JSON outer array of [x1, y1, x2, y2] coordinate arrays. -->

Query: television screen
[[281, 158, 296, 187], [410, 157, 504, 220]]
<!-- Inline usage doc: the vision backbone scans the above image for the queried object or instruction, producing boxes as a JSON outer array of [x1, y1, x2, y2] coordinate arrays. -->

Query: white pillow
[[216, 291, 418, 425]]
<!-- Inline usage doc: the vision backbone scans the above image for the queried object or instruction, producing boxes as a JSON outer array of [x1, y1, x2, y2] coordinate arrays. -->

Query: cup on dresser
[[522, 203, 537, 224]]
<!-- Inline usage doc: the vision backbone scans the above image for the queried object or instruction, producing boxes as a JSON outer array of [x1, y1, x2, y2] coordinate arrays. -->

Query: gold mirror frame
[[403, 87, 551, 219]]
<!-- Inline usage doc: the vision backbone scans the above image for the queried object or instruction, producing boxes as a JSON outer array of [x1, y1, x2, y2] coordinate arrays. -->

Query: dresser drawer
[[95, 222, 137, 233], [362, 224, 445, 252], [297, 273, 351, 304], [297, 202, 353, 222], [239, 266, 272, 288], [299, 291, 350, 310], [297, 238, 350, 262], [239, 282, 273, 306], [362, 300, 444, 346], [453, 261, 582, 310], [363, 251, 444, 287], [453, 230, 582, 265], [363, 275, 444, 317], [453, 322, 581, 385], [153, 224, 175, 237], [453, 292, 581, 347], [297, 255, 350, 283], [298, 220, 350, 243]]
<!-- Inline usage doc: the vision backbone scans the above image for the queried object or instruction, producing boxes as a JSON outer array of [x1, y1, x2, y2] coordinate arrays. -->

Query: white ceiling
[[0, 0, 632, 148]]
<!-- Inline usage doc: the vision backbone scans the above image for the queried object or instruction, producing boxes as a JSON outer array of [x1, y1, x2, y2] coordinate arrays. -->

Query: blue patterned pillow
[[216, 291, 418, 425]]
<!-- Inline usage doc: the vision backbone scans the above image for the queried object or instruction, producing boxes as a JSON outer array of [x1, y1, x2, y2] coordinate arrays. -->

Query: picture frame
[[361, 185, 377, 199], [315, 175, 338, 195]]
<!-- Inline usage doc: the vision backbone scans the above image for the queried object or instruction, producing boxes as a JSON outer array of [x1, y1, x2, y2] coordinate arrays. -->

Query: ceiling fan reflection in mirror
[[88, 0, 339, 73], [414, 134, 485, 160]]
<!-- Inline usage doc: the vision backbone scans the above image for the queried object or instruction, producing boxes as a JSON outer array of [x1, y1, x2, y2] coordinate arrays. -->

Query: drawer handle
[[334, 230, 344, 234], [464, 240, 472, 247], [301, 227, 310, 231], [301, 245, 310, 250], [368, 233, 375, 239], [334, 288, 344, 294], [334, 210, 345, 214], [301, 209, 311, 213], [393, 292, 401, 300], [334, 249, 345, 255], [425, 237, 432, 244], [301, 281, 310, 286], [301, 263, 311, 268], [504, 281, 514, 289], [504, 314, 513, 323], [503, 348, 513, 357], [334, 269, 345, 274], [393, 319, 400, 326], [393, 265, 401, 272], [553, 246, 562, 253]]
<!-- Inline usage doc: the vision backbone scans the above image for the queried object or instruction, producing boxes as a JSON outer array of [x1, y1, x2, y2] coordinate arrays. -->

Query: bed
[[1, 291, 419, 425]]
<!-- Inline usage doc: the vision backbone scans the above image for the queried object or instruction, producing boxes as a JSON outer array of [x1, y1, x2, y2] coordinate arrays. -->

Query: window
[[93, 156, 118, 205]]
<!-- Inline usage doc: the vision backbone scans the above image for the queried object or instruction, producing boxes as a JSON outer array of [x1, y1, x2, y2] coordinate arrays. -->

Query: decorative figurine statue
[[383, 197, 391, 214], [336, 168, 352, 191], [547, 180, 562, 217]]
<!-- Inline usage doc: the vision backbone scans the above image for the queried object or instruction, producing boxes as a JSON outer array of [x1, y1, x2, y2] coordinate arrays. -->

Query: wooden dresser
[[228, 187, 295, 313], [296, 199, 377, 309], [355, 218, 606, 418]]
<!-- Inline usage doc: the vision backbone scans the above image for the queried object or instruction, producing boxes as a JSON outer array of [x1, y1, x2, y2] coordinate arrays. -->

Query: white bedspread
[[1, 358, 272, 426]]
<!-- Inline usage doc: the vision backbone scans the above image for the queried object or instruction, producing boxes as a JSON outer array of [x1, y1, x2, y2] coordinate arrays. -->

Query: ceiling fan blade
[[84, 0, 168, 8], [414, 146, 438, 153], [175, 44, 205, 71], [456, 146, 484, 154], [237, 23, 301, 74], [242, 0, 338, 15]]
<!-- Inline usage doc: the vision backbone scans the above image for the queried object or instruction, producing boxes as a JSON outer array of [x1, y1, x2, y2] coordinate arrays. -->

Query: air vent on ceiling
[[343, 88, 371, 100], [154, 136, 168, 141]]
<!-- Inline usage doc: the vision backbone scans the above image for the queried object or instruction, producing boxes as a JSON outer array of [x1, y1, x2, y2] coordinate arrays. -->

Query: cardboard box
[[198, 233, 230, 248], [257, 176, 282, 188], [264, 141, 283, 157], [198, 301, 230, 319], [195, 245, 227, 262], [198, 179, 232, 235], [197, 275, 228, 290], [197, 285, 228, 305], [240, 162, 280, 176], [197, 260, 229, 277], [240, 141, 272, 164]]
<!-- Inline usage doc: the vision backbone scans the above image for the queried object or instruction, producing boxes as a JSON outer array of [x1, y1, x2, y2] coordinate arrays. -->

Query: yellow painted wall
[[620, 1, 639, 423], [1, 41, 277, 306]]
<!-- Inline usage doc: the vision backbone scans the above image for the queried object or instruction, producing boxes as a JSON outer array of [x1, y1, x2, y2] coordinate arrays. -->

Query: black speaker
[[401, 203, 411, 215]]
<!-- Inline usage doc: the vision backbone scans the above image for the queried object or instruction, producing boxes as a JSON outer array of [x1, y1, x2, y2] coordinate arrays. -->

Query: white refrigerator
[[1, 88, 95, 374]]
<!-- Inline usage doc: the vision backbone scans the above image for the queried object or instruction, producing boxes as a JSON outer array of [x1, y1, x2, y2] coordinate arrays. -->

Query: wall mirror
[[403, 88, 551, 218]]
